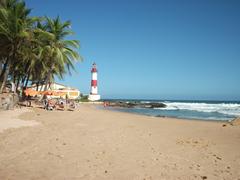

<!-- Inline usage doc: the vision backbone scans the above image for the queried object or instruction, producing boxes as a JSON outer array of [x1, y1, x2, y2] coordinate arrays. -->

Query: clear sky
[[25, 0, 240, 100]]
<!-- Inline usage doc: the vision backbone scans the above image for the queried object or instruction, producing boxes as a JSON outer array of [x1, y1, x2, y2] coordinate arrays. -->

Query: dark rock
[[107, 101, 166, 109], [156, 115, 166, 118], [144, 102, 166, 108]]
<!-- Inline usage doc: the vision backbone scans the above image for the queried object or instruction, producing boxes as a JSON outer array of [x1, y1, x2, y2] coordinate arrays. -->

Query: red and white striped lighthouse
[[88, 63, 101, 101]]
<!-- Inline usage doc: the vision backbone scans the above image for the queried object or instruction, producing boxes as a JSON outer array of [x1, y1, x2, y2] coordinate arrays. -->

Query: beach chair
[[68, 101, 76, 111], [43, 99, 55, 111], [56, 99, 65, 111], [47, 99, 55, 110]]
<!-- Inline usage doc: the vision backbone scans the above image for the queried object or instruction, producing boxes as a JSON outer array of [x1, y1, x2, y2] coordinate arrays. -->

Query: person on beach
[[47, 98, 55, 110], [26, 95, 32, 107], [68, 100, 76, 110], [43, 95, 48, 110], [104, 101, 109, 107], [65, 94, 69, 104], [57, 98, 65, 110]]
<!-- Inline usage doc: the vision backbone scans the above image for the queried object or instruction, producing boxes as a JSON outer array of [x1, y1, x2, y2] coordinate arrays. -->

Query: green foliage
[[0, 0, 82, 93], [76, 95, 89, 102]]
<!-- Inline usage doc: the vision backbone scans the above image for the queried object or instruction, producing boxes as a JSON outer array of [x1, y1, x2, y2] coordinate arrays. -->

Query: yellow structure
[[30, 82, 80, 99]]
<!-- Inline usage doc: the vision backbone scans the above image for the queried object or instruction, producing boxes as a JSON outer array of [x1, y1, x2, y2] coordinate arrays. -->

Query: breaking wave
[[158, 102, 240, 116]]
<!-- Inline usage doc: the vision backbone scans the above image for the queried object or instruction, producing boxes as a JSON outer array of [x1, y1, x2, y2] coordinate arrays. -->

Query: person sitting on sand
[[43, 98, 48, 110], [69, 100, 76, 109], [47, 98, 55, 111], [57, 98, 65, 110], [26, 95, 32, 107]]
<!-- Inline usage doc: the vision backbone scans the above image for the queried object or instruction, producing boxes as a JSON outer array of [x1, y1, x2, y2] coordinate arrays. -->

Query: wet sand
[[0, 104, 239, 180]]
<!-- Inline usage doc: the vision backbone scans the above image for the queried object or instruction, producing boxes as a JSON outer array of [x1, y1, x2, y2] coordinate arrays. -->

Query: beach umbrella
[[24, 88, 39, 96], [41, 91, 54, 95]]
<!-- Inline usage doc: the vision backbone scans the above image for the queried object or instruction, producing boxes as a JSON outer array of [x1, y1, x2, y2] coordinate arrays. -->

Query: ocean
[[103, 99, 240, 121]]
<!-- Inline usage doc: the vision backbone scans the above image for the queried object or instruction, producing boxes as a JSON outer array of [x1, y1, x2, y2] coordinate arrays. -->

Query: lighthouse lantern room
[[88, 63, 101, 101]]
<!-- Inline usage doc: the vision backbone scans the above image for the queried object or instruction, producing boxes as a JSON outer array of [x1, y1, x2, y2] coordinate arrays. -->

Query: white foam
[[157, 102, 240, 116]]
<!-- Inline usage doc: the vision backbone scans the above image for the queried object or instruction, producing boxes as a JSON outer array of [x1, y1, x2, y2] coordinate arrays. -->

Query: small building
[[31, 82, 67, 91], [30, 82, 80, 100]]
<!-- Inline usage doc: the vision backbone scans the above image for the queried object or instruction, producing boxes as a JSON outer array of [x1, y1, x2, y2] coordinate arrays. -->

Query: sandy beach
[[0, 104, 239, 180]]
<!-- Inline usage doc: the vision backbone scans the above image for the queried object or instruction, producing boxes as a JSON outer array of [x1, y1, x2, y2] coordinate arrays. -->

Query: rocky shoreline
[[106, 101, 167, 109]]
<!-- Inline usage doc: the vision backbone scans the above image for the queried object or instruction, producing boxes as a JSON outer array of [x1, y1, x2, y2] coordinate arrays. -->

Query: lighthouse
[[88, 63, 101, 101]]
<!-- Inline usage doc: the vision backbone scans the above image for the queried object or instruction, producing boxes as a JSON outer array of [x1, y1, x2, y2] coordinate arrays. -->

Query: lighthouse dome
[[91, 63, 98, 72]]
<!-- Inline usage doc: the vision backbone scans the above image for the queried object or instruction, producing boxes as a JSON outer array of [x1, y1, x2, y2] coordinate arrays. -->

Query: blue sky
[[26, 0, 240, 100]]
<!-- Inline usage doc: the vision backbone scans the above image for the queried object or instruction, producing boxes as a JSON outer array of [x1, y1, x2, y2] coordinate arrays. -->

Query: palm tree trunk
[[44, 64, 54, 91], [15, 58, 29, 91], [0, 58, 10, 93], [36, 81, 40, 91], [0, 61, 2, 77], [0, 58, 8, 82], [24, 73, 30, 89], [0, 41, 18, 93], [16, 76, 21, 92], [39, 64, 54, 101], [21, 75, 27, 89]]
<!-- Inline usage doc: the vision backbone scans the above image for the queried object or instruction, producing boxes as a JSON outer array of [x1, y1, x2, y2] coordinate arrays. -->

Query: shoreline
[[98, 100, 239, 122], [0, 104, 228, 134], [97, 105, 231, 123]]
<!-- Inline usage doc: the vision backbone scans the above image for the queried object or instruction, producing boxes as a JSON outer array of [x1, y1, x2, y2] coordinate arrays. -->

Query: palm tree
[[14, 19, 48, 90], [42, 16, 82, 91], [0, 0, 35, 92], [0, 1, 82, 96]]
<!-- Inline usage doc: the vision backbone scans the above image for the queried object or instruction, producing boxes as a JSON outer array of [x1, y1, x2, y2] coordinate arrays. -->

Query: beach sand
[[0, 104, 239, 180], [0, 108, 39, 133]]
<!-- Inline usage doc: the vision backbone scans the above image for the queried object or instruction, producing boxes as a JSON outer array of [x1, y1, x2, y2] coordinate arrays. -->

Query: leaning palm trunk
[[0, 58, 8, 83], [0, 39, 19, 93], [39, 64, 54, 101], [0, 61, 2, 77], [43, 63, 54, 91], [16, 77, 21, 92], [24, 72, 30, 89], [0, 58, 10, 93]]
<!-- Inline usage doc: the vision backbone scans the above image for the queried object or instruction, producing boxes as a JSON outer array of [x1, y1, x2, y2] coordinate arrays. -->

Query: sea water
[[104, 100, 240, 121]]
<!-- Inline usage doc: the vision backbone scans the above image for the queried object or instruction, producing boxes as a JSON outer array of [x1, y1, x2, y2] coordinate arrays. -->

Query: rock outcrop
[[107, 101, 166, 109], [0, 93, 19, 110]]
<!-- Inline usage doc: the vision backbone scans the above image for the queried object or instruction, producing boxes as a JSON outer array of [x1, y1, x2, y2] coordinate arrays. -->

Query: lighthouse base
[[88, 94, 101, 101]]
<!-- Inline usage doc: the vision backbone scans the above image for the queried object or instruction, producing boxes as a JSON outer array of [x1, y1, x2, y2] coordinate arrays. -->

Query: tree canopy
[[0, 0, 82, 94]]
